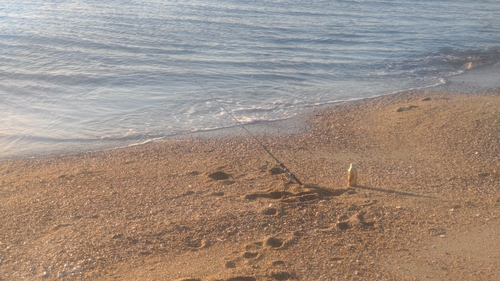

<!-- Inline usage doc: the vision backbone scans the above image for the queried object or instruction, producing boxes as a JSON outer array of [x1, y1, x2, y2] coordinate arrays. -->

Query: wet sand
[[1, 90, 499, 280]]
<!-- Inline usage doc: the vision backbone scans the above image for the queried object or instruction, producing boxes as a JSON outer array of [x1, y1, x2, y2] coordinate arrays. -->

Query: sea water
[[1, 0, 499, 159]]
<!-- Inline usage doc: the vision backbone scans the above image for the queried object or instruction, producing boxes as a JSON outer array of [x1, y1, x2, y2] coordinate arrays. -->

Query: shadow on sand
[[357, 185, 435, 199]]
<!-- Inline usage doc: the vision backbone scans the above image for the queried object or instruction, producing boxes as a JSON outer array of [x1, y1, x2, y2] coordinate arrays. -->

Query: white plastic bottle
[[348, 164, 358, 187]]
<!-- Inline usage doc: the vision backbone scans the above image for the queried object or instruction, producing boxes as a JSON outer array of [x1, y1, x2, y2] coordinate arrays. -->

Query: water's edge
[[2, 61, 498, 162]]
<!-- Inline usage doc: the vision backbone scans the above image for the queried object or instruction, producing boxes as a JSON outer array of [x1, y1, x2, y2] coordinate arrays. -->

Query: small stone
[[58, 271, 66, 278], [41, 271, 50, 278], [440, 234, 446, 238]]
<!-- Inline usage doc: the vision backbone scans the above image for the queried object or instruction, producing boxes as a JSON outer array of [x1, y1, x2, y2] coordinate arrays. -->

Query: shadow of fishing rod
[[357, 185, 435, 199], [170, 58, 303, 185]]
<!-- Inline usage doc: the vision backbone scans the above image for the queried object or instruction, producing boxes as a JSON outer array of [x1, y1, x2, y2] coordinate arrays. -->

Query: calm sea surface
[[1, 0, 500, 159]]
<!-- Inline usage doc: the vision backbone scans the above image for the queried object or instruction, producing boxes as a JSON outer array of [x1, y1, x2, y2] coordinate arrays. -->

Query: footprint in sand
[[336, 211, 375, 230], [184, 239, 209, 251], [271, 260, 286, 266], [244, 187, 351, 203], [225, 260, 237, 269], [225, 277, 257, 281], [265, 236, 284, 249], [270, 271, 296, 281], [336, 221, 351, 230], [176, 276, 258, 281], [244, 191, 290, 200], [219, 272, 294, 281], [221, 242, 263, 270], [243, 190, 315, 202], [242, 251, 259, 259], [396, 105, 418, 112], [245, 241, 263, 251], [218, 238, 296, 281], [207, 171, 231, 180]]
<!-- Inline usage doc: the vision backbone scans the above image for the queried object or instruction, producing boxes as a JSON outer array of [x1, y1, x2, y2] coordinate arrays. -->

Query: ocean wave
[[1, 0, 499, 159]]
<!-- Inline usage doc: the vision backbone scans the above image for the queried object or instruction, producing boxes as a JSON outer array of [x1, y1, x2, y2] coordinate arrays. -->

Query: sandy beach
[[0, 90, 499, 280]]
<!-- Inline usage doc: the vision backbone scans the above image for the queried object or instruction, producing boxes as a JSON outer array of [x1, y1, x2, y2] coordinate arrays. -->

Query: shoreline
[[1, 89, 499, 280], [2, 59, 499, 161]]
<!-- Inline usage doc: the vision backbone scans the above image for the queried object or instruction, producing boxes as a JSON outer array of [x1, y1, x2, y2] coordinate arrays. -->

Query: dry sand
[[0, 90, 499, 281]]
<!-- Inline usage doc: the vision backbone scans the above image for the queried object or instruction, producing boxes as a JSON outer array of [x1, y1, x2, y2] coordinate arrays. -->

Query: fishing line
[[171, 60, 303, 185]]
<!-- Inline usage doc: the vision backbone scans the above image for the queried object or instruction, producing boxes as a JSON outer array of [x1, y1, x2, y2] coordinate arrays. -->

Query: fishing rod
[[172, 61, 303, 185]]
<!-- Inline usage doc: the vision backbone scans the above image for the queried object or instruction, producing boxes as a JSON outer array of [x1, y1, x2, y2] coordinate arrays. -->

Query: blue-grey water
[[1, 0, 500, 159]]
